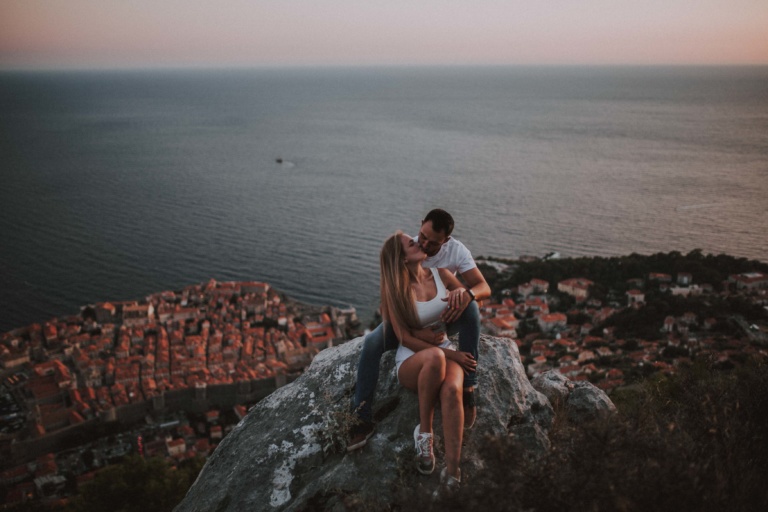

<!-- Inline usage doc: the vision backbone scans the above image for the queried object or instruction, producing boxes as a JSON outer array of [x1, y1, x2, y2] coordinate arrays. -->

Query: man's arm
[[440, 266, 492, 324], [460, 267, 491, 302]]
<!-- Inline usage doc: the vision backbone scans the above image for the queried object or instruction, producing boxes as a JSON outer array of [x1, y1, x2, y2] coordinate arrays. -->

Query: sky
[[1, 0, 767, 70]]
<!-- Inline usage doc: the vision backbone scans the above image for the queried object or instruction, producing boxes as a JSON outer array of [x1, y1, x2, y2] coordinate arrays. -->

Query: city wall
[[8, 378, 286, 468]]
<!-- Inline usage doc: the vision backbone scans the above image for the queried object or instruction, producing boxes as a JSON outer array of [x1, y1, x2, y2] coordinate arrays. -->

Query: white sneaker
[[413, 424, 435, 475], [432, 467, 461, 500]]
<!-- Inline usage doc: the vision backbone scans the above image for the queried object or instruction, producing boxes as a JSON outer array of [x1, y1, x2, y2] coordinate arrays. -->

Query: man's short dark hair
[[423, 209, 454, 237]]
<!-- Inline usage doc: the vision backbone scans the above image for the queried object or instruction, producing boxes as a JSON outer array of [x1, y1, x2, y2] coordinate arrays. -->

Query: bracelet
[[466, 288, 476, 302]]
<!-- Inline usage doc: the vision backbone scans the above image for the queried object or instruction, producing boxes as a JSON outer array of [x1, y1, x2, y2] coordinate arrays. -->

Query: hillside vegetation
[[409, 359, 768, 512]]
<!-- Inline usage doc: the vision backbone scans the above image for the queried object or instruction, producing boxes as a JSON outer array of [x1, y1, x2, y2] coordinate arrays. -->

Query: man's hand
[[411, 327, 446, 346], [446, 350, 477, 374], [441, 288, 471, 324]]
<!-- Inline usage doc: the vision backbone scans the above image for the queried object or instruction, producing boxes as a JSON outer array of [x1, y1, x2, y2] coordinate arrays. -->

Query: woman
[[379, 231, 476, 490]]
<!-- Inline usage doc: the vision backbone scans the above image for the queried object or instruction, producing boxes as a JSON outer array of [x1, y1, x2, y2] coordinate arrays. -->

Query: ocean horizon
[[1, 65, 766, 332]]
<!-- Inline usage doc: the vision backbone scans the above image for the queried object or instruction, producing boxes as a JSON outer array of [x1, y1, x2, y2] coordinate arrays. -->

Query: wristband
[[466, 288, 476, 302]]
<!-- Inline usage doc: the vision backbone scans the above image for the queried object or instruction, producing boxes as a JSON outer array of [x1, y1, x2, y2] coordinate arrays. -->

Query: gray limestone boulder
[[174, 335, 555, 511], [531, 369, 616, 423]]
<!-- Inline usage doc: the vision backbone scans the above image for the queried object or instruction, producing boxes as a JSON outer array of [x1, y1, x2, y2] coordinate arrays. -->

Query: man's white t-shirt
[[417, 237, 476, 275]]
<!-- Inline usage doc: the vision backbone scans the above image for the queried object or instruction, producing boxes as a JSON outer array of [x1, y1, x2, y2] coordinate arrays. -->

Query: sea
[[1, 66, 766, 333]]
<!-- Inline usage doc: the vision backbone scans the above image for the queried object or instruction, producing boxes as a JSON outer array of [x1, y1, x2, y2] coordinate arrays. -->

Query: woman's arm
[[379, 298, 441, 346], [385, 305, 441, 353], [384, 285, 477, 373], [397, 320, 475, 373], [382, 297, 448, 352], [410, 326, 446, 346]]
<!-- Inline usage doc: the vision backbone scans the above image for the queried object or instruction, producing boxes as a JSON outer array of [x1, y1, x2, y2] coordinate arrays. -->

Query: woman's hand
[[445, 350, 477, 374], [441, 288, 471, 324]]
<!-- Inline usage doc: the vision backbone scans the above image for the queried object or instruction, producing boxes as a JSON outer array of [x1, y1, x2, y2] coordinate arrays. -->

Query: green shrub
[[395, 359, 768, 511], [66, 455, 204, 512]]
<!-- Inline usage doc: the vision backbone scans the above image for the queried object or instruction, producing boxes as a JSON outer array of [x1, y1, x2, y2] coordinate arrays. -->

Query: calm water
[[1, 66, 767, 332]]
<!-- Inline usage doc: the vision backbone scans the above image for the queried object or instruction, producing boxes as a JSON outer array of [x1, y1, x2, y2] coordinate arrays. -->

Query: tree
[[67, 455, 204, 512]]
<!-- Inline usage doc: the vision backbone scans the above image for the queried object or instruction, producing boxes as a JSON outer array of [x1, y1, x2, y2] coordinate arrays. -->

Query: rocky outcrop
[[175, 335, 609, 511], [531, 370, 616, 423]]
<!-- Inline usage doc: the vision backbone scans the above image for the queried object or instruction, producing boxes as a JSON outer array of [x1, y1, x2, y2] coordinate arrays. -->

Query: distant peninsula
[[475, 249, 768, 389]]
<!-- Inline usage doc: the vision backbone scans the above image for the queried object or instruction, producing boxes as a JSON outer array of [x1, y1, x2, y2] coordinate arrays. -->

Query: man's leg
[[446, 301, 480, 428], [348, 322, 399, 450], [446, 301, 480, 389], [352, 323, 386, 423]]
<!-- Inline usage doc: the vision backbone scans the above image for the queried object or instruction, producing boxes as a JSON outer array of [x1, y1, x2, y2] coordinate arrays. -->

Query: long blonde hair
[[380, 231, 420, 330]]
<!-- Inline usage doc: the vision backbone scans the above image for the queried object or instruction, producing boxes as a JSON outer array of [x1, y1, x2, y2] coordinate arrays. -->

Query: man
[[348, 209, 491, 451]]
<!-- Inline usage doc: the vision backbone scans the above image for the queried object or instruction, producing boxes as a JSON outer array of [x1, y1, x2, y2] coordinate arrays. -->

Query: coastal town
[[476, 259, 768, 391], [2, 261, 767, 508], [1, 279, 361, 507]]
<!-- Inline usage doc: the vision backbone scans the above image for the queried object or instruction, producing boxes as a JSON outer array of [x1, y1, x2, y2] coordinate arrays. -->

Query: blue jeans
[[352, 301, 480, 422]]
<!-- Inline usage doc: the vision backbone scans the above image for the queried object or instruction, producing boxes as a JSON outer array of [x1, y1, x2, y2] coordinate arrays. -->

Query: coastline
[[1, 250, 767, 505]]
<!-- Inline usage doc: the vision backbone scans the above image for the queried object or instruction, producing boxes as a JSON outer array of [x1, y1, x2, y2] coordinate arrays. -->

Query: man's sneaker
[[346, 419, 375, 452], [463, 387, 477, 430], [432, 467, 461, 500], [413, 424, 435, 475]]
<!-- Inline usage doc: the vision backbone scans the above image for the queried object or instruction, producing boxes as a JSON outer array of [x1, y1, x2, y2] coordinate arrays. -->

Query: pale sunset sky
[[1, 0, 766, 70]]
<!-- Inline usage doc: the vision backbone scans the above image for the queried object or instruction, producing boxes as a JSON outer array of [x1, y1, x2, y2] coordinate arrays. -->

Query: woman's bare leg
[[398, 347, 446, 433], [441, 360, 464, 479]]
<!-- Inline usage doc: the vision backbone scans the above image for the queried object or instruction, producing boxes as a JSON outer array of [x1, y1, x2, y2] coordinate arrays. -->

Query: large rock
[[531, 370, 616, 423], [174, 335, 556, 511]]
